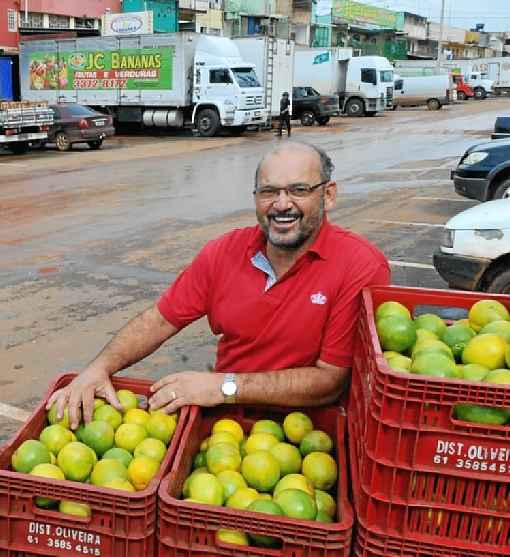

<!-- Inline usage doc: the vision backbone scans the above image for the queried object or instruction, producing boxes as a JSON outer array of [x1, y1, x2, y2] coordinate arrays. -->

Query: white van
[[434, 199, 510, 293], [393, 74, 451, 110]]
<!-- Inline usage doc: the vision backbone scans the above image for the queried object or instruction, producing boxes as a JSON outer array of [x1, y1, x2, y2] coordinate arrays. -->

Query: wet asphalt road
[[1, 97, 509, 442]]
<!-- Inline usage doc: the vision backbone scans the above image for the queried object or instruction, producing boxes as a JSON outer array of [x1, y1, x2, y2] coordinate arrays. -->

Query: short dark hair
[[282, 92, 289, 96], [254, 142, 335, 187]]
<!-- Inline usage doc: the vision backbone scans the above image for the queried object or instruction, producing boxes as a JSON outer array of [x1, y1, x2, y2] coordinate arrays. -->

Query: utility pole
[[436, 0, 446, 71]]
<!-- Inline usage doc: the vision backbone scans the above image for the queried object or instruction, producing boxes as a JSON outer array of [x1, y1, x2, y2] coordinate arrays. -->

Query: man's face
[[255, 148, 336, 251]]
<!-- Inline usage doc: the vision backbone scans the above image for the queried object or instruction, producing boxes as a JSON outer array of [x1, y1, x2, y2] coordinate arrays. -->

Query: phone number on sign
[[73, 79, 128, 89]]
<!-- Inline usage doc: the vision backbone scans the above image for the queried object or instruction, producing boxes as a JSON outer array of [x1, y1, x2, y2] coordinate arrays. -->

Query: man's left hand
[[148, 371, 224, 414]]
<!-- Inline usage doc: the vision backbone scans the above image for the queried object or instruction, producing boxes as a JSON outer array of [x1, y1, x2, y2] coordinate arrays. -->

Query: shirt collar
[[247, 217, 332, 261]]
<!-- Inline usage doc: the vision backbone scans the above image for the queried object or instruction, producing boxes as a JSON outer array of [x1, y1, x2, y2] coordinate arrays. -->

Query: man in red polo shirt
[[48, 142, 390, 429]]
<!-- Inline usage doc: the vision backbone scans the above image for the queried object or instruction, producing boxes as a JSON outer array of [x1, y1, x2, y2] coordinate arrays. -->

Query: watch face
[[223, 381, 237, 396]]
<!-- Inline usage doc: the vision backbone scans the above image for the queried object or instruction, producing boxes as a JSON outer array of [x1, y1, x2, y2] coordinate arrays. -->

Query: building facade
[[0, 0, 20, 53]]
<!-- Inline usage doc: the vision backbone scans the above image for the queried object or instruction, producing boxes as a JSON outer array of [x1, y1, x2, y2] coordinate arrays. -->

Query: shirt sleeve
[[157, 241, 216, 330], [319, 256, 391, 368]]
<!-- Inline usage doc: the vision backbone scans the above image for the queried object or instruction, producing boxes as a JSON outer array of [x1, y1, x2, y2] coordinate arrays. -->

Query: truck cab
[[465, 71, 494, 99], [451, 74, 474, 101]]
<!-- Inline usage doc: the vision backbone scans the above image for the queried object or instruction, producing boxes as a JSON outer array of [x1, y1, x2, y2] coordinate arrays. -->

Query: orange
[[241, 451, 280, 492], [12, 440, 52, 473], [302, 452, 337, 490], [212, 419, 244, 443], [251, 420, 285, 442], [270, 442, 302, 475], [30, 463, 65, 508], [57, 442, 95, 482], [39, 424, 73, 456], [90, 458, 128, 487], [274, 489, 317, 520], [116, 389, 138, 412], [462, 334, 507, 370], [80, 420, 115, 457], [123, 408, 150, 428], [127, 455, 159, 490], [93, 404, 123, 430], [146, 413, 177, 445], [469, 300, 510, 332], [283, 412, 313, 444], [114, 423, 147, 453]]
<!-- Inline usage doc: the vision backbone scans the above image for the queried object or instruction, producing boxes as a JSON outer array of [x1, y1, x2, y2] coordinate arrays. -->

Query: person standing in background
[[278, 92, 291, 138]]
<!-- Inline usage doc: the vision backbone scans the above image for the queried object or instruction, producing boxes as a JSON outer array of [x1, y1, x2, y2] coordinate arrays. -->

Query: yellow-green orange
[[462, 334, 507, 370], [183, 467, 209, 498], [283, 412, 313, 444], [485, 369, 510, 385], [215, 529, 249, 546], [316, 511, 334, 523], [469, 300, 510, 332], [30, 463, 65, 508], [386, 354, 412, 372], [251, 420, 285, 442], [80, 420, 115, 457], [226, 487, 260, 509], [188, 473, 224, 505], [274, 489, 317, 521], [315, 489, 336, 518], [375, 301, 411, 321], [128, 455, 159, 490], [47, 404, 70, 429], [247, 499, 284, 547], [206, 443, 241, 475], [415, 329, 438, 342], [57, 442, 95, 482], [455, 404, 507, 425], [241, 451, 280, 492], [299, 430, 333, 456], [273, 474, 314, 498], [441, 324, 476, 360], [216, 470, 247, 500], [123, 408, 150, 428], [212, 419, 244, 443], [414, 313, 447, 338], [115, 423, 147, 453], [39, 424, 73, 456], [270, 442, 302, 475], [411, 352, 457, 378], [146, 413, 176, 445], [102, 447, 133, 468], [376, 315, 417, 353], [244, 433, 279, 454], [480, 320, 510, 343], [302, 452, 338, 491], [208, 431, 239, 449], [103, 478, 136, 492], [116, 389, 138, 412], [134, 438, 166, 463], [93, 404, 123, 430], [59, 500, 91, 518], [90, 458, 128, 486], [411, 339, 454, 361], [462, 364, 490, 382]]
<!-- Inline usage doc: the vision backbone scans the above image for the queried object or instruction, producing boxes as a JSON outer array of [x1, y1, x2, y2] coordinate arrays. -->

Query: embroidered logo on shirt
[[310, 292, 327, 305]]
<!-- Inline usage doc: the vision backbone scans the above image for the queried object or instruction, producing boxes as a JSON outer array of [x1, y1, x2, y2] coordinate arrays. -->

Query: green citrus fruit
[[102, 447, 133, 468], [146, 413, 177, 445], [247, 499, 284, 547], [274, 489, 317, 521], [182, 467, 209, 498], [212, 419, 244, 443], [193, 451, 207, 469], [244, 433, 279, 454], [59, 500, 91, 517], [251, 420, 285, 442], [480, 320, 510, 343], [414, 314, 447, 338], [93, 404, 123, 430], [12, 439, 52, 473], [30, 463, 65, 508], [411, 352, 457, 378], [462, 363, 490, 382], [208, 431, 239, 448], [215, 529, 249, 546], [206, 443, 241, 475], [269, 442, 302, 475], [455, 404, 507, 425], [39, 424, 73, 456], [376, 315, 417, 353], [300, 430, 333, 456], [411, 339, 454, 360], [114, 423, 147, 453], [386, 354, 412, 372], [441, 324, 476, 360], [375, 301, 411, 321], [134, 437, 166, 463], [469, 300, 510, 332], [57, 442, 95, 482], [226, 487, 260, 509], [80, 420, 115, 457], [188, 472, 224, 505], [128, 455, 159, 490], [241, 451, 281, 492], [273, 473, 315, 498], [316, 510, 334, 523], [302, 452, 338, 490], [462, 334, 507, 370], [315, 489, 336, 518], [103, 478, 136, 492], [47, 404, 70, 429], [116, 389, 138, 412], [216, 470, 247, 500], [123, 408, 150, 428], [90, 458, 128, 486], [283, 412, 313, 444]]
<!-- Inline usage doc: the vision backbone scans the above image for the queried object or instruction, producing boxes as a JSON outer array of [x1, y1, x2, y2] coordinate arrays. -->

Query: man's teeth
[[273, 216, 298, 223]]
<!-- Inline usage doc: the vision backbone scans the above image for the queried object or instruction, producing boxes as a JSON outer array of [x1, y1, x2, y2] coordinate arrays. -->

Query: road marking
[[389, 260, 435, 270], [0, 402, 31, 422], [365, 219, 444, 228], [412, 196, 474, 203]]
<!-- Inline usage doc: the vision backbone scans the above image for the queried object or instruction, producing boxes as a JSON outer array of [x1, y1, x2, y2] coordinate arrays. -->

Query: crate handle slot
[[33, 501, 93, 524]]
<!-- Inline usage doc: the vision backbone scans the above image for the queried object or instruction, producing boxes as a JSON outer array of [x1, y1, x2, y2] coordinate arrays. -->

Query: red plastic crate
[[0, 373, 188, 557], [157, 404, 353, 557], [351, 286, 510, 483]]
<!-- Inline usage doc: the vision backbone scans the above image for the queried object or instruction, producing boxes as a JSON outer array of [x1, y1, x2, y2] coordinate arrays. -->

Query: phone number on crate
[[433, 440, 510, 473], [27, 522, 102, 555]]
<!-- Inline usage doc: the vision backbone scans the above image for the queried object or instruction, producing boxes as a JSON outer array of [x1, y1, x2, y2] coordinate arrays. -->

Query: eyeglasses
[[253, 180, 329, 201]]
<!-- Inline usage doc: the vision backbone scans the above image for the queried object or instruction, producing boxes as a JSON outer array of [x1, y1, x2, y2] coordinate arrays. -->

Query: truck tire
[[427, 98, 441, 110], [55, 132, 72, 152], [300, 111, 316, 126], [316, 116, 330, 126], [457, 91, 466, 101], [87, 139, 103, 150], [473, 87, 486, 99], [345, 98, 364, 116], [486, 269, 510, 294], [493, 177, 510, 200], [196, 108, 220, 137], [8, 142, 29, 155]]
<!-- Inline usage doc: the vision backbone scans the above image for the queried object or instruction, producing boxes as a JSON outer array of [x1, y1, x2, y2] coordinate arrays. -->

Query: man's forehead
[[259, 147, 321, 183]]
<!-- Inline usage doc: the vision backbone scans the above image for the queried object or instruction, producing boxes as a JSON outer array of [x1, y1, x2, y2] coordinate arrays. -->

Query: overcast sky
[[357, 0, 510, 32]]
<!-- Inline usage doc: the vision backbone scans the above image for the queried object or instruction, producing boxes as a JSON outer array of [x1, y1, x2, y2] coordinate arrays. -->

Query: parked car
[[291, 86, 339, 126], [492, 116, 510, 140], [40, 104, 115, 152], [434, 199, 510, 293], [451, 139, 510, 201], [393, 75, 450, 110]]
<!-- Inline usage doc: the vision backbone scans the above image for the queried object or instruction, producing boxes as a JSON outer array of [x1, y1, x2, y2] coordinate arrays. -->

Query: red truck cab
[[451, 74, 474, 101]]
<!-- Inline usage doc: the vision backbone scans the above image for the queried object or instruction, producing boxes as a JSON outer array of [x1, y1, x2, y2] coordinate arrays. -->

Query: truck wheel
[[196, 109, 220, 137], [316, 116, 330, 126], [55, 132, 72, 152], [493, 177, 510, 200], [486, 269, 510, 294], [345, 99, 364, 116], [473, 87, 486, 99], [300, 111, 316, 126], [87, 139, 103, 150], [8, 142, 29, 155], [457, 91, 466, 101]]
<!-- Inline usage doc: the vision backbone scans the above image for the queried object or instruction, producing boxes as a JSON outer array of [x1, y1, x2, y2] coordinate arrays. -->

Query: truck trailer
[[19, 33, 266, 137], [294, 47, 394, 116]]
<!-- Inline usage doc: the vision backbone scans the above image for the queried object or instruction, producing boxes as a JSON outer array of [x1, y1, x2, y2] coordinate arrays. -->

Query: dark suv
[[451, 139, 510, 201], [291, 87, 340, 126]]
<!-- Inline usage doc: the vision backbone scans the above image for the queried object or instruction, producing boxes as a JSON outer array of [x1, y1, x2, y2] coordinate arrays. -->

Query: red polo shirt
[[157, 219, 390, 372]]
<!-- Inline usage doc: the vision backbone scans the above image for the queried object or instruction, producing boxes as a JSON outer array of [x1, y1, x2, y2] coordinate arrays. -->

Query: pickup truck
[[1, 100, 53, 154], [291, 87, 340, 126]]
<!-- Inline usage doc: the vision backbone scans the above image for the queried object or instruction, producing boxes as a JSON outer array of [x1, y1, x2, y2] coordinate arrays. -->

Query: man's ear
[[324, 181, 337, 210]]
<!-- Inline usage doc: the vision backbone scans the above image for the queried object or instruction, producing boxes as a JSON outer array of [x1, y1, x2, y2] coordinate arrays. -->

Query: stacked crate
[[349, 285, 510, 557]]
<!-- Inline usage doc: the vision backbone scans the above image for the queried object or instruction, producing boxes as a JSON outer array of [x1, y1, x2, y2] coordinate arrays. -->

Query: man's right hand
[[45, 368, 123, 430]]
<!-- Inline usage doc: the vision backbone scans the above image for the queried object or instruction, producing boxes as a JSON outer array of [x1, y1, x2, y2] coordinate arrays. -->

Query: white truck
[[294, 47, 394, 116], [19, 33, 266, 137], [233, 36, 294, 123], [0, 100, 53, 154]]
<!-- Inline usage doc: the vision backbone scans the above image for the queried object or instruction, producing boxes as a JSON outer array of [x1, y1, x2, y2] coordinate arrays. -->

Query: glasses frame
[[253, 180, 329, 201]]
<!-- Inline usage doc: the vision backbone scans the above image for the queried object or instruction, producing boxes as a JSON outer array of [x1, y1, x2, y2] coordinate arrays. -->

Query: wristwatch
[[221, 373, 238, 404]]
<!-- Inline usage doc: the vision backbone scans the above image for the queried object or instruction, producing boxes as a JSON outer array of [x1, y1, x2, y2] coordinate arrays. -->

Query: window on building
[[22, 12, 44, 28], [49, 14, 70, 29], [75, 17, 95, 29], [7, 9, 17, 32]]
